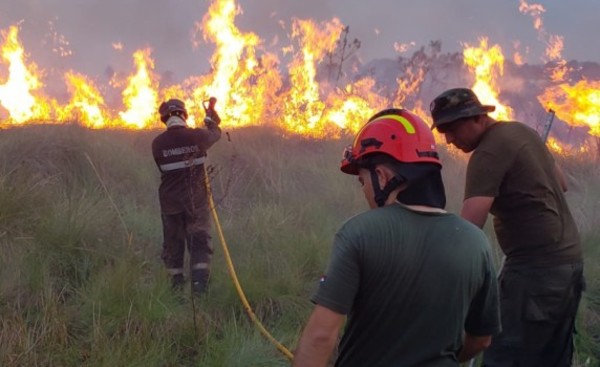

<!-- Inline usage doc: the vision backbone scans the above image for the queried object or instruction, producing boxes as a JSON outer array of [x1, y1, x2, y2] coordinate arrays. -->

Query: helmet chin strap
[[369, 167, 404, 207]]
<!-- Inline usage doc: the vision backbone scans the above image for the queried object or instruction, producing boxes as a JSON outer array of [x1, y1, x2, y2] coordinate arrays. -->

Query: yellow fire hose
[[203, 167, 294, 361]]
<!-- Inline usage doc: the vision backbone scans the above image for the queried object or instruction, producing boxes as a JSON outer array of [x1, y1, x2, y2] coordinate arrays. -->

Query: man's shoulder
[[339, 209, 375, 230], [151, 130, 165, 145], [485, 121, 537, 141], [151, 129, 170, 145], [337, 206, 396, 236], [152, 130, 165, 138], [340, 205, 471, 233], [153, 126, 196, 140], [474, 121, 529, 158], [478, 121, 548, 166]]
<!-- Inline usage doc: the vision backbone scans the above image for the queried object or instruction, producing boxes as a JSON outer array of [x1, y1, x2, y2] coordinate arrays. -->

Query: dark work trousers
[[482, 262, 585, 367], [161, 212, 213, 288]]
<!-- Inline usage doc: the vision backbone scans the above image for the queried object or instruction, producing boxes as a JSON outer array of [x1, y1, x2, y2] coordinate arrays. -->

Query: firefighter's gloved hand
[[204, 110, 221, 127]]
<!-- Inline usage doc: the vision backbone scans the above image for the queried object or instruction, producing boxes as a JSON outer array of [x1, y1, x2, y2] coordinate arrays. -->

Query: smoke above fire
[[0, 0, 599, 146]]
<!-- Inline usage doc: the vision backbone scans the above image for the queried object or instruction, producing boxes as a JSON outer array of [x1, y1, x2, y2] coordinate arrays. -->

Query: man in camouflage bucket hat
[[429, 88, 495, 130], [430, 87, 585, 366]]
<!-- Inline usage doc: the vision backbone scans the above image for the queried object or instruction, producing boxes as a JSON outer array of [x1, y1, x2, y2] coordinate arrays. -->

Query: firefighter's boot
[[191, 268, 209, 295], [188, 230, 213, 295], [171, 274, 185, 290]]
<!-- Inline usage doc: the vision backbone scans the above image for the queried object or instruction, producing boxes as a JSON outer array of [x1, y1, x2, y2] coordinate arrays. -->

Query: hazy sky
[[1, 0, 599, 81]]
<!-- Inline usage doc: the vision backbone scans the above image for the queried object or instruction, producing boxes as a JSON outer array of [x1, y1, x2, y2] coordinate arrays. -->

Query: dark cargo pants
[[482, 262, 585, 367], [161, 212, 213, 290]]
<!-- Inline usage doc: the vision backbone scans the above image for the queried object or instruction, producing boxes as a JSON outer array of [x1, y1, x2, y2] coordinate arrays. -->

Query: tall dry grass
[[0, 125, 598, 366]]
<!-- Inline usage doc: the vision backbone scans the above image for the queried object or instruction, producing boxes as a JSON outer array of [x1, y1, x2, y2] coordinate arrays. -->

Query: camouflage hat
[[429, 88, 495, 129]]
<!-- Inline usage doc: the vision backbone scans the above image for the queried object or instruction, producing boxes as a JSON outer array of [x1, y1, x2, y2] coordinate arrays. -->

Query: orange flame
[[395, 67, 425, 107], [518, 0, 545, 31], [118, 48, 159, 129], [512, 41, 525, 66], [279, 17, 343, 137], [546, 136, 565, 155], [2, 0, 596, 148], [0, 25, 51, 123], [0, 3, 409, 136], [61, 71, 110, 128], [546, 136, 591, 156], [518, 0, 568, 81], [324, 78, 386, 133], [463, 37, 513, 121], [538, 79, 600, 137], [193, 0, 279, 128], [513, 52, 524, 66]]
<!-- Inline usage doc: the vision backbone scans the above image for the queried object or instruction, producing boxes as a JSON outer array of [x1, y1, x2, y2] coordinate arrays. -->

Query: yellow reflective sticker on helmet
[[351, 114, 416, 150], [373, 114, 416, 134]]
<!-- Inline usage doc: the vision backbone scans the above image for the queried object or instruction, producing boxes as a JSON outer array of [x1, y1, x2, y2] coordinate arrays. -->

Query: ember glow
[[0, 0, 598, 148]]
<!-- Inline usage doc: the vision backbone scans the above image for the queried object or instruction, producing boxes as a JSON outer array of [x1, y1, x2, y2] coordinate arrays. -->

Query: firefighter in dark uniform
[[152, 98, 221, 294]]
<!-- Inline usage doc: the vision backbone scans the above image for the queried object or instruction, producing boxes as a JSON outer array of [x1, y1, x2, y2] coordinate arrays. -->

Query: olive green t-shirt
[[465, 121, 582, 266], [312, 204, 500, 367]]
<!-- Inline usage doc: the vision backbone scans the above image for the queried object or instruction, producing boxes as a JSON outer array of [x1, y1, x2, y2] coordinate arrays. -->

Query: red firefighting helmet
[[341, 108, 441, 175]]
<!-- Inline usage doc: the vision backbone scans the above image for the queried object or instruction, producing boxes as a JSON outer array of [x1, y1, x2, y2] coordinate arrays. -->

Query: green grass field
[[0, 125, 598, 366]]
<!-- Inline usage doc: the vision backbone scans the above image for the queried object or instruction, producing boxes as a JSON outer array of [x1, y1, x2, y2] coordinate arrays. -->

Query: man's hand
[[204, 110, 221, 127]]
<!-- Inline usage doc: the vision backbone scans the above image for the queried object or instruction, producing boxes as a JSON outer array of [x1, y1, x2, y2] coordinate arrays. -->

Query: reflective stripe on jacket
[[152, 124, 221, 214]]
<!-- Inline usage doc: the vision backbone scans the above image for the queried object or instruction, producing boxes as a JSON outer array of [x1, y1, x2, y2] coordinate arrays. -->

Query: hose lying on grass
[[204, 166, 294, 361]]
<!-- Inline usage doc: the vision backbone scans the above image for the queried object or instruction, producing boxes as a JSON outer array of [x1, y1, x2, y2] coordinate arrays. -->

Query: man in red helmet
[[152, 98, 221, 294], [293, 108, 500, 366], [429, 88, 584, 366]]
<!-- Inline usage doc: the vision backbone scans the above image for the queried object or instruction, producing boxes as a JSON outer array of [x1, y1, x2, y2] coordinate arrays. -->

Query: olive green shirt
[[465, 121, 581, 266], [313, 204, 500, 367]]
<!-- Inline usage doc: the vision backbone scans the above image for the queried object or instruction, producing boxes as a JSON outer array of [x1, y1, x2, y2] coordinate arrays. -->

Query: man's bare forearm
[[294, 305, 344, 367]]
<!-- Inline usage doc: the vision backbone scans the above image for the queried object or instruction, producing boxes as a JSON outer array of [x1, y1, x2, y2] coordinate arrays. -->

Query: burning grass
[[0, 125, 598, 365]]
